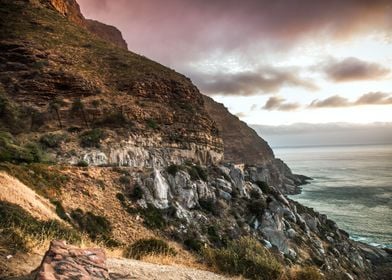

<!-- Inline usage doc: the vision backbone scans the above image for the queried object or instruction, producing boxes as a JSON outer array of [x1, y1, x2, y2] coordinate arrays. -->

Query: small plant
[[199, 198, 220, 216], [188, 164, 208, 181], [255, 181, 272, 194], [146, 118, 158, 129], [119, 175, 131, 185], [203, 237, 282, 280], [139, 204, 167, 229], [79, 128, 104, 148], [248, 199, 267, 219], [51, 200, 71, 222], [131, 184, 143, 200], [40, 133, 67, 148], [294, 266, 323, 280], [70, 208, 120, 247], [166, 164, 181, 176], [76, 160, 89, 167], [124, 238, 176, 260]]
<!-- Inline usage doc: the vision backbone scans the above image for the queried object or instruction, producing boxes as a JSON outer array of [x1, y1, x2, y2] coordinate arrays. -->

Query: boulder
[[35, 240, 110, 280]]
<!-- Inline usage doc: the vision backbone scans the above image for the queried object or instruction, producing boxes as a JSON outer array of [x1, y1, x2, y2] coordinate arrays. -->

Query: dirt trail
[[107, 258, 239, 280]]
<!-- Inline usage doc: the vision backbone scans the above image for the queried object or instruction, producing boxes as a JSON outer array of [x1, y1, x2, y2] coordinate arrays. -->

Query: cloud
[[309, 92, 392, 108], [355, 92, 392, 105], [309, 95, 350, 108], [191, 67, 318, 96], [320, 57, 390, 82], [78, 0, 392, 66], [263, 96, 301, 111]]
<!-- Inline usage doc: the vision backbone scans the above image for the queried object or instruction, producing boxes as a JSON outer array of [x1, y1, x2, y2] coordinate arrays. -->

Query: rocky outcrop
[[86, 20, 128, 49], [203, 95, 274, 165], [36, 240, 110, 280], [128, 163, 389, 279], [37, 0, 127, 49]]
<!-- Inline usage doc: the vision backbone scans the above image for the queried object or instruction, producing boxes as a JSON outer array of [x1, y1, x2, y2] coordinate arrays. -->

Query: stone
[[35, 240, 110, 280]]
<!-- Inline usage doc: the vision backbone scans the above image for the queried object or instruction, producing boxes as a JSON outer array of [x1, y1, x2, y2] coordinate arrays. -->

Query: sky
[[78, 0, 392, 126]]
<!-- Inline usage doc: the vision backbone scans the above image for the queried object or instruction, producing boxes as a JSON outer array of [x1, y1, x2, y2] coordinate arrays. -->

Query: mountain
[[0, 1, 390, 279]]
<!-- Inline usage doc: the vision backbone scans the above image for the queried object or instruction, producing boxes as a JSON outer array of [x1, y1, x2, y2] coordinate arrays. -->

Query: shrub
[[199, 198, 220, 216], [0, 132, 48, 163], [248, 199, 267, 219], [40, 133, 67, 148], [166, 164, 181, 176], [146, 118, 158, 129], [70, 208, 120, 247], [184, 238, 203, 252], [51, 200, 71, 222], [188, 165, 208, 181], [203, 237, 283, 280], [130, 184, 143, 200], [140, 205, 167, 229], [124, 238, 176, 260], [76, 160, 88, 167], [119, 175, 131, 185], [255, 181, 272, 194], [0, 201, 81, 251], [294, 266, 323, 280], [79, 129, 104, 148]]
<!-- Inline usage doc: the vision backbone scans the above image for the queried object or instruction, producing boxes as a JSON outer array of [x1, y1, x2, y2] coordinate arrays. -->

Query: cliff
[[203, 95, 274, 165], [86, 19, 128, 49], [0, 0, 223, 167]]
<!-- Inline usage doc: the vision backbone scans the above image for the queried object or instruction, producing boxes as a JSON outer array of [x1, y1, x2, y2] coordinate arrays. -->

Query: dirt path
[[107, 258, 238, 280]]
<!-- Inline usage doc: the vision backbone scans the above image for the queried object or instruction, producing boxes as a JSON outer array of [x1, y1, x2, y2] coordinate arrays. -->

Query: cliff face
[[203, 95, 274, 165], [36, 0, 128, 49], [86, 19, 128, 49], [0, 0, 223, 167]]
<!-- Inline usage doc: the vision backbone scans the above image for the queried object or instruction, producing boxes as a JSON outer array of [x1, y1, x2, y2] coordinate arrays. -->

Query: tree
[[72, 98, 89, 128], [48, 98, 65, 129]]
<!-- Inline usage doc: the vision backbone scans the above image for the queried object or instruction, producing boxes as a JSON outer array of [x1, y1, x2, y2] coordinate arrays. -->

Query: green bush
[[203, 237, 283, 280], [0, 132, 48, 163], [79, 129, 104, 148], [76, 160, 89, 167], [51, 200, 71, 222], [40, 133, 67, 148], [166, 164, 181, 176], [255, 181, 272, 194], [131, 184, 143, 200], [146, 118, 158, 129], [188, 165, 208, 181], [248, 199, 267, 219], [140, 205, 167, 229], [199, 198, 220, 216], [0, 201, 81, 251], [124, 238, 176, 260], [119, 175, 131, 185], [70, 208, 120, 247]]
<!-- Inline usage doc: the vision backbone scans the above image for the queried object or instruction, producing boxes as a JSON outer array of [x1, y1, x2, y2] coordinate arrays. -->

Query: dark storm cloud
[[263, 96, 301, 111], [78, 0, 392, 65], [309, 92, 392, 108], [191, 67, 318, 96], [320, 57, 390, 82]]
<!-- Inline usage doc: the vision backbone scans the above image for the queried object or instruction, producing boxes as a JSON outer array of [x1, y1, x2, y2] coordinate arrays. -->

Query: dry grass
[[0, 171, 59, 220]]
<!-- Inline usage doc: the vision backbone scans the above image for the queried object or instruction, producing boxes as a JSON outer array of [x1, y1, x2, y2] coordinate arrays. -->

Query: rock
[[218, 190, 232, 201], [287, 248, 297, 260], [215, 178, 232, 193], [36, 240, 110, 280], [286, 228, 296, 239]]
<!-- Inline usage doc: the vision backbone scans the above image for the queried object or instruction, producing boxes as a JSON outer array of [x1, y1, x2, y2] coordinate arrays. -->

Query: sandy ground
[[107, 258, 238, 280]]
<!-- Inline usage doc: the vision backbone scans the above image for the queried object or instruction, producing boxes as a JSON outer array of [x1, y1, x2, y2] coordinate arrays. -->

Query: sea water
[[274, 144, 392, 248]]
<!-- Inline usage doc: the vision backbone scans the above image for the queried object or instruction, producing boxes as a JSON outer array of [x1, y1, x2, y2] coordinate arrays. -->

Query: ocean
[[274, 144, 392, 248]]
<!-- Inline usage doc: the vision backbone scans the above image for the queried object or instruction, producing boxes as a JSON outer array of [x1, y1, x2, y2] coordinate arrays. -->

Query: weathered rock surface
[[35, 240, 110, 280], [86, 20, 128, 50], [203, 95, 274, 165]]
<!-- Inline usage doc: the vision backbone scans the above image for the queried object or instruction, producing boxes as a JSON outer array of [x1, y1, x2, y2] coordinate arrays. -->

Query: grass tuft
[[124, 238, 176, 260]]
